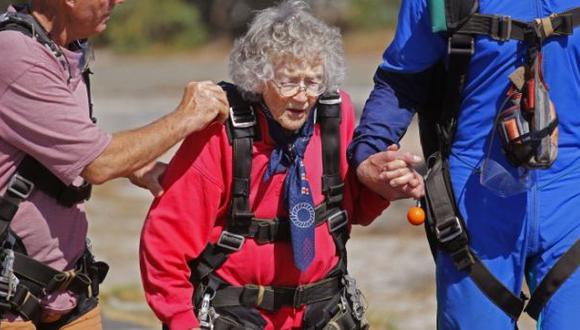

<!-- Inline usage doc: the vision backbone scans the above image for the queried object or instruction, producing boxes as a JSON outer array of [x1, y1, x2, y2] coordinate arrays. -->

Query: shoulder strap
[[434, 0, 478, 156], [317, 91, 344, 208], [218, 82, 258, 251]]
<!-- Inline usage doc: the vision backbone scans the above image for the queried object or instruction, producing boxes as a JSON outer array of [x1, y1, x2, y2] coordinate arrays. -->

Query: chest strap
[[453, 7, 580, 43]]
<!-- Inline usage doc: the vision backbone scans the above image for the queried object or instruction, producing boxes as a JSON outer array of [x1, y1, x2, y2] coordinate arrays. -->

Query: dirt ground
[[85, 31, 536, 329]]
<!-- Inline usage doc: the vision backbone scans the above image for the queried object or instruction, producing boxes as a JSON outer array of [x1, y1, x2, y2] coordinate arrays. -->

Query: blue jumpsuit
[[348, 0, 580, 329]]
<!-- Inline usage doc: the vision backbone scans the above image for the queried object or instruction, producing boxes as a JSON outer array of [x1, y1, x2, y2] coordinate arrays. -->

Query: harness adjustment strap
[[526, 236, 580, 320], [213, 276, 343, 311]]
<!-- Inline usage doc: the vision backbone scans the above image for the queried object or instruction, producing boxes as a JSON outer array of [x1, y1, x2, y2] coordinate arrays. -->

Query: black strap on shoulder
[[318, 91, 344, 208], [525, 236, 580, 320]]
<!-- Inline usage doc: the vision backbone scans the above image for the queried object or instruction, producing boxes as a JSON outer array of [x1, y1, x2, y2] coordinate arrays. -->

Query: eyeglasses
[[271, 80, 326, 97]]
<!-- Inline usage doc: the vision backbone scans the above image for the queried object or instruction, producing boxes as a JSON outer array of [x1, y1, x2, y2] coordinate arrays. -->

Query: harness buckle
[[447, 35, 474, 56], [318, 92, 342, 106], [0, 249, 19, 302], [229, 106, 256, 128], [328, 210, 348, 233], [491, 15, 513, 41], [342, 275, 367, 321], [435, 216, 464, 244], [197, 292, 219, 330], [217, 231, 245, 251], [6, 174, 34, 200], [552, 13, 573, 36], [293, 285, 305, 307]]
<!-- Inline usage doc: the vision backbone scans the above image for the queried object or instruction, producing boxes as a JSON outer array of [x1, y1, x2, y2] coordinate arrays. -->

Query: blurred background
[[0, 1, 442, 329]]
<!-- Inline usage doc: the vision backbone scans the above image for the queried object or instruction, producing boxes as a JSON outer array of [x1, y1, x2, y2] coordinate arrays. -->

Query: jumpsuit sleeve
[[339, 91, 390, 226], [140, 127, 226, 330], [347, 0, 447, 169]]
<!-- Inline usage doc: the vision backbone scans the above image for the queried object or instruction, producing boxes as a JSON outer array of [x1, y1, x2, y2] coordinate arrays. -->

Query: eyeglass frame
[[270, 79, 327, 97]]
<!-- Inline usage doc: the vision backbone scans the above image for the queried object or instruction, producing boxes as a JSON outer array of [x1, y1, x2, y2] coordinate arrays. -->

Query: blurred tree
[[100, 0, 207, 52], [345, 0, 401, 30], [0, 0, 401, 52]]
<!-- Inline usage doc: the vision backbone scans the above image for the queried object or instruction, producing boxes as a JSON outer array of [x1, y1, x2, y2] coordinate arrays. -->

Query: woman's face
[[262, 58, 325, 132]]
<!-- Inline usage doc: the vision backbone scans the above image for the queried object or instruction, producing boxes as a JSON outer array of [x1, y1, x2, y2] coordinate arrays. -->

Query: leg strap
[[526, 236, 580, 320]]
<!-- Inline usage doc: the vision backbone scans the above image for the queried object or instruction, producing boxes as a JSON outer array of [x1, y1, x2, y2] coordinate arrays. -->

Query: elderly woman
[[140, 1, 423, 329]]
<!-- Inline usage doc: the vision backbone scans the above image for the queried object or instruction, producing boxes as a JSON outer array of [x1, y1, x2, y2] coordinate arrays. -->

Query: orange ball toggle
[[407, 206, 425, 226]]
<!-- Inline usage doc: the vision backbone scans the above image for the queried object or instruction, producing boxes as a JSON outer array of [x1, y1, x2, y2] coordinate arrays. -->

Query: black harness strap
[[526, 236, 580, 320], [455, 8, 580, 42], [16, 157, 92, 208], [424, 154, 526, 320], [424, 1, 580, 322], [189, 85, 350, 317], [208, 276, 342, 312], [318, 92, 344, 208]]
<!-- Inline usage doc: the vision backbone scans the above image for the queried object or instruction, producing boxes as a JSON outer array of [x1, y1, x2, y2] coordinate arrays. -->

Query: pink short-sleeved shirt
[[0, 9, 111, 314]]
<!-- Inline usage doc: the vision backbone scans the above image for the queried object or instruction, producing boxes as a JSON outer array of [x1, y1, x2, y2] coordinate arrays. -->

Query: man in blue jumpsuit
[[348, 0, 580, 329]]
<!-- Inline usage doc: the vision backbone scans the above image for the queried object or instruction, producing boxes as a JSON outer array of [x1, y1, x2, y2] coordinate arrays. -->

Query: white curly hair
[[228, 0, 346, 98]]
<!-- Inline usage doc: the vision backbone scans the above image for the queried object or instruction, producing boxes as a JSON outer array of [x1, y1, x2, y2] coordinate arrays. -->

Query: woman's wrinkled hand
[[128, 161, 168, 197]]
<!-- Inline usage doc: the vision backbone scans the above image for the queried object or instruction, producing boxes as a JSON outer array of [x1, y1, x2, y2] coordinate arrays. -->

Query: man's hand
[[177, 81, 230, 134], [356, 145, 424, 201], [129, 161, 168, 197]]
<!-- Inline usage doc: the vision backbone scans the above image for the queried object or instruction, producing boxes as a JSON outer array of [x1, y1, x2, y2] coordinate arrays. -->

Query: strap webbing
[[425, 154, 525, 320], [526, 236, 580, 320], [454, 7, 580, 43], [318, 92, 344, 208], [16, 156, 92, 207], [209, 276, 342, 311]]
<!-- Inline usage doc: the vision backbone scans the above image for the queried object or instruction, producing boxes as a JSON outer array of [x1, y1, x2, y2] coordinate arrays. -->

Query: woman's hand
[[128, 161, 168, 197]]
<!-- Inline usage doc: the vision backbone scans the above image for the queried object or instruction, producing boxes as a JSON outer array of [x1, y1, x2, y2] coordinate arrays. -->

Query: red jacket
[[140, 91, 389, 329]]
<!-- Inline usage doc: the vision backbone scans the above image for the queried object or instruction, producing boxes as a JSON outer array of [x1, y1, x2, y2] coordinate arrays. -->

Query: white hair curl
[[228, 0, 346, 98]]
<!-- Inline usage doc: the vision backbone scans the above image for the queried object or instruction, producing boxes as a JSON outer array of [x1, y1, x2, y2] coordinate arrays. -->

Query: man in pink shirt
[[0, 1, 229, 329]]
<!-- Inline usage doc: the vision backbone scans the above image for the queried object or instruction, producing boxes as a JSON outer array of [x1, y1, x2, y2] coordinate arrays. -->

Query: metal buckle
[[217, 231, 245, 251], [293, 285, 305, 307], [7, 174, 34, 200], [318, 92, 342, 105], [0, 249, 19, 301], [447, 36, 475, 56], [197, 292, 219, 330], [492, 15, 512, 41], [229, 106, 256, 128], [435, 216, 463, 243], [255, 221, 274, 244], [328, 210, 348, 233]]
